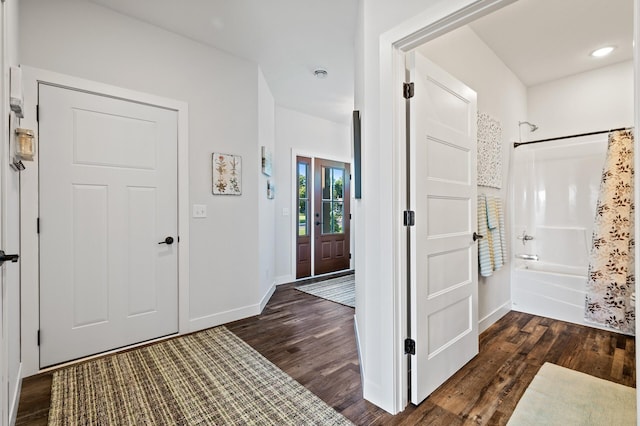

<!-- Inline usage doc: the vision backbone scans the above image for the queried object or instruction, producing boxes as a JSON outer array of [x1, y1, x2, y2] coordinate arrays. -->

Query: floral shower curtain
[[585, 129, 635, 335]]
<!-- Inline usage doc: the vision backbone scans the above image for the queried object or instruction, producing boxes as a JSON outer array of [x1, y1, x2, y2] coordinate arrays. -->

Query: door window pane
[[297, 161, 309, 237], [321, 165, 346, 235], [299, 200, 308, 236]]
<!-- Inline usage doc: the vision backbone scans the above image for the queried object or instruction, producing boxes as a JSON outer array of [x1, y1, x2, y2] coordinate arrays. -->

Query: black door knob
[[158, 236, 174, 245], [473, 232, 484, 242], [0, 250, 19, 266]]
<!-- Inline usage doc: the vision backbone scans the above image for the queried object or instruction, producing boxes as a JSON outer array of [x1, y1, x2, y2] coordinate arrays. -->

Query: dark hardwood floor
[[16, 281, 636, 425]]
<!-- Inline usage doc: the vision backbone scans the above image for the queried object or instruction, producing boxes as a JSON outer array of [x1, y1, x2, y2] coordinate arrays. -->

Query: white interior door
[[407, 51, 479, 404], [39, 84, 179, 367]]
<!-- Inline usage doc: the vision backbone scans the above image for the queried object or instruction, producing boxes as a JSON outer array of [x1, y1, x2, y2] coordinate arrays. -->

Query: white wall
[[19, 0, 271, 337], [258, 69, 276, 306], [3, 0, 22, 422], [528, 61, 634, 139], [273, 107, 351, 284], [417, 25, 526, 331]]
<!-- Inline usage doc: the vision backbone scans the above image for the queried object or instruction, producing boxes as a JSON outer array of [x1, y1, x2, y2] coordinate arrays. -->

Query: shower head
[[519, 121, 539, 132]]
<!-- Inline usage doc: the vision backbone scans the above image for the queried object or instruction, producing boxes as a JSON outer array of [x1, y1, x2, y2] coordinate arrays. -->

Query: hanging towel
[[496, 198, 508, 263], [477, 194, 492, 277], [487, 196, 504, 270]]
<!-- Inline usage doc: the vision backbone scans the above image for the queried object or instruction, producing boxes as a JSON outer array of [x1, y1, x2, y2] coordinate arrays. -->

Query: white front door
[[407, 51, 479, 404], [39, 84, 179, 367]]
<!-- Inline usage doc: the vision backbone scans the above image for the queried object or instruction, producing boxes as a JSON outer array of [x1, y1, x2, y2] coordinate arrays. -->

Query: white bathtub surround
[[478, 194, 507, 277], [585, 129, 635, 335], [511, 133, 609, 329]]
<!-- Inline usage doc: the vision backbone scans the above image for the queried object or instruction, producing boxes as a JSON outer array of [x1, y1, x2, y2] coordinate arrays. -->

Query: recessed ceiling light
[[590, 46, 616, 57], [314, 69, 328, 79]]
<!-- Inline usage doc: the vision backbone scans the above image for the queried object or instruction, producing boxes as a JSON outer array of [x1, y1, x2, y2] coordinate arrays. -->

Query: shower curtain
[[585, 129, 635, 334]]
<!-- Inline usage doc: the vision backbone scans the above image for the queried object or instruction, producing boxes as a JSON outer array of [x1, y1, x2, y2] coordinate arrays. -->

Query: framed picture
[[353, 110, 362, 199], [261, 146, 273, 176], [212, 153, 242, 195]]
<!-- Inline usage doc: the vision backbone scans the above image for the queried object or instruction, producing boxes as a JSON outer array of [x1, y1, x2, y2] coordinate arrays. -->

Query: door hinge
[[37, 217, 40, 233], [349, 253, 352, 260], [350, 174, 352, 181], [403, 210, 415, 226], [403, 82, 415, 99], [349, 214, 352, 219], [404, 338, 415, 355], [37, 329, 40, 346], [36, 105, 39, 122]]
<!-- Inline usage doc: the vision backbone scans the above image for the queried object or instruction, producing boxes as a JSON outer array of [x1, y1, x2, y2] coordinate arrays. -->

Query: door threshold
[[36, 331, 179, 374], [291, 269, 354, 286]]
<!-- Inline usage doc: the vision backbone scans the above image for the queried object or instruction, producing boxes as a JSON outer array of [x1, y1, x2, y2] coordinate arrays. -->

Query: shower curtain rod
[[513, 127, 630, 148]]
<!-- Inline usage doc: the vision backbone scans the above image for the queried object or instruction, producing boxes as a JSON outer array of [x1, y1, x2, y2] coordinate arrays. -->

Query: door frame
[[380, 0, 567, 413], [19, 66, 190, 377], [290, 148, 353, 280]]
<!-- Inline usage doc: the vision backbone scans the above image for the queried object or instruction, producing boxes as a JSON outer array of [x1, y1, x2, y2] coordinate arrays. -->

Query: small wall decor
[[267, 179, 275, 199], [261, 146, 273, 176], [212, 153, 242, 195], [477, 112, 503, 189]]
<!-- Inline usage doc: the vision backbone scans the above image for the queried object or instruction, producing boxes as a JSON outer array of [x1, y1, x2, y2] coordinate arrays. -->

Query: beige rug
[[49, 326, 352, 425], [507, 362, 636, 425], [295, 274, 355, 307]]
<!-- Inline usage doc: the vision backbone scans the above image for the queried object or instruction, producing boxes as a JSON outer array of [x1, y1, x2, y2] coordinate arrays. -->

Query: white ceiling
[[87, 0, 358, 124], [85, 0, 633, 124], [468, 0, 634, 86]]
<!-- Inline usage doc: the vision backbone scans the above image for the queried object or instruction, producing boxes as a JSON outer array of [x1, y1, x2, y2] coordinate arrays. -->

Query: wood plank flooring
[[16, 281, 636, 425]]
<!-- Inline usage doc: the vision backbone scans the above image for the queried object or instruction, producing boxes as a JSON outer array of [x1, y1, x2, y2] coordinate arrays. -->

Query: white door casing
[[407, 51, 478, 404], [39, 84, 179, 367]]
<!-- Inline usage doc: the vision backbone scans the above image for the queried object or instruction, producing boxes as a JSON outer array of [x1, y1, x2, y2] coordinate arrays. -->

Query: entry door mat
[[295, 274, 355, 308], [507, 362, 636, 425], [48, 326, 352, 425]]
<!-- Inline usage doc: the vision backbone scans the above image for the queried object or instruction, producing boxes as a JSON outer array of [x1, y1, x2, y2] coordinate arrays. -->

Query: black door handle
[[315, 221, 321, 226], [473, 232, 484, 242], [0, 250, 19, 266], [158, 236, 174, 245]]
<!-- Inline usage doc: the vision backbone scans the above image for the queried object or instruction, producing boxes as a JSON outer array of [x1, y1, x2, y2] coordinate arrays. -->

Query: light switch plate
[[193, 204, 207, 218]]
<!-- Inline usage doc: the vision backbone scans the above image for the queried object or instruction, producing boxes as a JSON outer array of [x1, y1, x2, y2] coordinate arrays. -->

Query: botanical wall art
[[477, 112, 503, 189], [212, 153, 242, 195]]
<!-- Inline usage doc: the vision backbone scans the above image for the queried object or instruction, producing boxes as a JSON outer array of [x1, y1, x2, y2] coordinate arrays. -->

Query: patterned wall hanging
[[212, 153, 242, 195], [477, 112, 503, 189]]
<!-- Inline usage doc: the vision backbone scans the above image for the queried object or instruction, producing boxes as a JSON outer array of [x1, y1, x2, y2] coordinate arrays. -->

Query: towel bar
[[515, 254, 539, 261]]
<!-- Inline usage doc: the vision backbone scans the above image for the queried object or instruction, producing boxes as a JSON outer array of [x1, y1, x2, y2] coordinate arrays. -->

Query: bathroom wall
[[528, 60, 634, 139]]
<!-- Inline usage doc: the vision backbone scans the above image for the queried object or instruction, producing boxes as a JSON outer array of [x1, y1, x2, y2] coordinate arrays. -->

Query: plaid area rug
[[295, 274, 355, 308], [48, 326, 352, 425]]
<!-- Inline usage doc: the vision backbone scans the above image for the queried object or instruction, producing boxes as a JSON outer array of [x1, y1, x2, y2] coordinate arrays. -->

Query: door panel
[[39, 84, 179, 367], [296, 156, 312, 279], [314, 158, 350, 275], [408, 51, 478, 404]]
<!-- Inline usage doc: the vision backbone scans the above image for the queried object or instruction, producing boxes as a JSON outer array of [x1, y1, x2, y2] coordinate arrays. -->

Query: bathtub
[[511, 260, 590, 328]]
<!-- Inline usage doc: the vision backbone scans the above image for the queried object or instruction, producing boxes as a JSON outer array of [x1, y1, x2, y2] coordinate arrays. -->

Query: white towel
[[477, 194, 492, 277], [496, 198, 507, 263]]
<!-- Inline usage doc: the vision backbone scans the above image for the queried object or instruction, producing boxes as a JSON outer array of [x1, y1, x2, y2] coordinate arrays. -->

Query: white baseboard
[[189, 304, 260, 332], [260, 283, 276, 312], [9, 363, 22, 426], [275, 274, 294, 285], [353, 314, 365, 391], [479, 301, 511, 333]]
